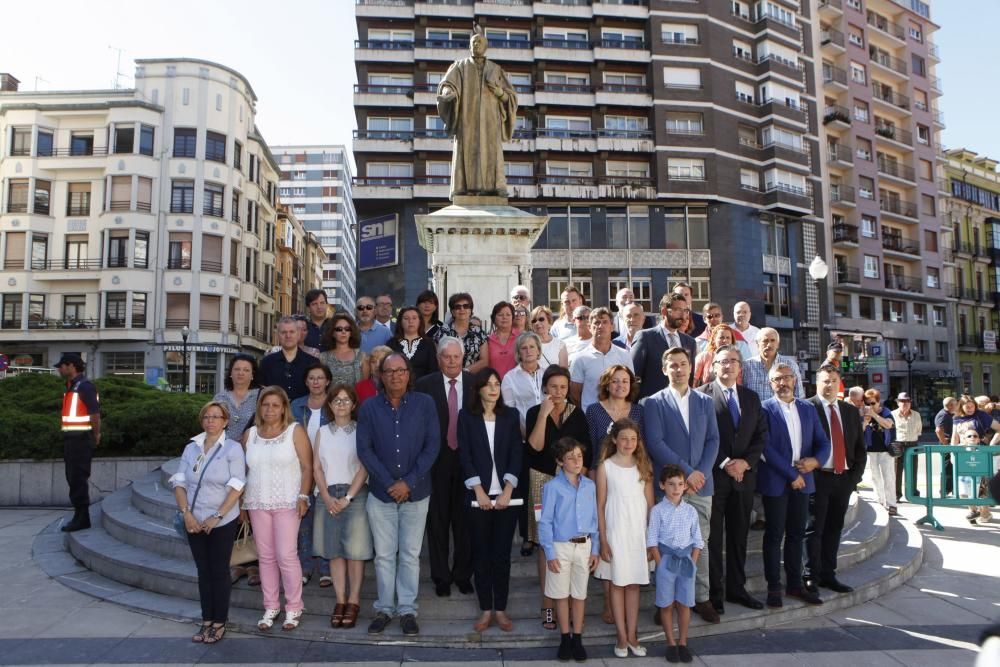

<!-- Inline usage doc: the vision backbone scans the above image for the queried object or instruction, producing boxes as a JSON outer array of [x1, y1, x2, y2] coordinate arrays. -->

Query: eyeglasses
[[333, 326, 351, 333], [531, 317, 548, 323], [511, 294, 528, 301], [356, 304, 374, 311], [713, 359, 741, 366], [192, 452, 206, 473], [769, 374, 796, 384], [574, 315, 588, 321], [376, 301, 391, 307], [202, 414, 225, 421], [331, 397, 353, 406], [452, 303, 472, 310], [382, 367, 410, 376]]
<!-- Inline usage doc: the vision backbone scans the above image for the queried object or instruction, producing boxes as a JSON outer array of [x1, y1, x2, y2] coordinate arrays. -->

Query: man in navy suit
[[631, 292, 697, 399], [697, 345, 768, 613], [414, 336, 475, 597], [805, 364, 867, 595], [641, 346, 721, 624], [759, 362, 830, 608]]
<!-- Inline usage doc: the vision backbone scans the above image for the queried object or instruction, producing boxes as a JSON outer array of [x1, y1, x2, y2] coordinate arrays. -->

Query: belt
[[820, 468, 844, 475], [568, 535, 590, 544]]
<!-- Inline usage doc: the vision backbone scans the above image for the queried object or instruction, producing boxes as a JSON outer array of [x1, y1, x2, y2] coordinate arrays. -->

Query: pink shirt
[[489, 329, 520, 379]]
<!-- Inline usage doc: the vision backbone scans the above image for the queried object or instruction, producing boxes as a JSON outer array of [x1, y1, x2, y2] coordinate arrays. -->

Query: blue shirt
[[740, 355, 804, 401], [864, 406, 895, 452], [258, 349, 313, 401], [305, 319, 329, 351], [538, 470, 600, 560], [360, 322, 392, 354], [645, 497, 703, 551], [356, 391, 440, 503]]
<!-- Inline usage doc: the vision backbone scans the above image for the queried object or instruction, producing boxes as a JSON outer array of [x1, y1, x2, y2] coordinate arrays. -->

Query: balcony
[[884, 274, 922, 293], [823, 105, 851, 126], [356, 0, 416, 17], [827, 143, 853, 165], [534, 82, 595, 106], [822, 64, 848, 88], [200, 320, 222, 332], [832, 223, 859, 244], [352, 177, 415, 199], [165, 318, 190, 329], [874, 123, 913, 146], [820, 26, 845, 49], [762, 182, 813, 215], [930, 76, 942, 94], [354, 40, 415, 63], [866, 11, 906, 41], [871, 84, 910, 112], [869, 48, 908, 77], [879, 198, 918, 221], [353, 129, 414, 153], [759, 98, 807, 124], [535, 128, 598, 151], [593, 0, 649, 19], [24, 318, 100, 331], [201, 260, 223, 273], [836, 266, 861, 285], [877, 158, 916, 183], [830, 184, 856, 206], [881, 234, 920, 256], [353, 84, 414, 107], [594, 83, 651, 106], [957, 333, 980, 349], [533, 0, 593, 19], [596, 129, 654, 152], [818, 0, 842, 13]]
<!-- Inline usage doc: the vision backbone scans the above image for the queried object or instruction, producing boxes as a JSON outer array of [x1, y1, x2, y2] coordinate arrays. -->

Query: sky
[[1, 0, 997, 161]]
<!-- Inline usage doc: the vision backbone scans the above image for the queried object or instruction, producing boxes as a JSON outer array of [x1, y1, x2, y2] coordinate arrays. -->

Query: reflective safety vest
[[61, 379, 97, 432]]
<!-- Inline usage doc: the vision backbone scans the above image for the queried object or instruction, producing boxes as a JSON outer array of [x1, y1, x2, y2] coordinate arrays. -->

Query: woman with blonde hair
[[694, 324, 737, 386], [530, 305, 568, 370], [241, 386, 314, 632]]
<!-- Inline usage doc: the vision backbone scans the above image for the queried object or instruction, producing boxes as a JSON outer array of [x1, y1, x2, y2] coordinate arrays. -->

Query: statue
[[436, 25, 518, 200]]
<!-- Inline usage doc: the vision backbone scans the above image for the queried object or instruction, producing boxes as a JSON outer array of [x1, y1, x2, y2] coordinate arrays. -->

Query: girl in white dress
[[595, 418, 654, 658]]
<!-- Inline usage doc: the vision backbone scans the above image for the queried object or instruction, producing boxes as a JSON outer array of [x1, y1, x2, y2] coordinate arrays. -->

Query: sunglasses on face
[[356, 304, 374, 311], [333, 326, 351, 333], [452, 303, 472, 310], [532, 317, 548, 323]]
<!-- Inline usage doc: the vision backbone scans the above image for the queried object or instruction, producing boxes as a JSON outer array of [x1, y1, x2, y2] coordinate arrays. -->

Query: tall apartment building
[[353, 0, 826, 359], [272, 146, 358, 310], [817, 0, 953, 405], [0, 58, 286, 393], [940, 148, 1000, 396]]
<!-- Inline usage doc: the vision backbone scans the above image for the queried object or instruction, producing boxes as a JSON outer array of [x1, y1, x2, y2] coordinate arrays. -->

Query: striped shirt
[[740, 355, 804, 401]]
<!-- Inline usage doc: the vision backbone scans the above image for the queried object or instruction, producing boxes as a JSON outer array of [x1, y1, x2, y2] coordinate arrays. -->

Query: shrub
[[0, 374, 213, 460]]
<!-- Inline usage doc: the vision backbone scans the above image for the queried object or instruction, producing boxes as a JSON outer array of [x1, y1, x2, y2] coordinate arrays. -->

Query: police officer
[[55, 354, 100, 532]]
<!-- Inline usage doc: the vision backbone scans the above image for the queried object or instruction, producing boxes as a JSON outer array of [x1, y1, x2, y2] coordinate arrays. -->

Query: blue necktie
[[726, 388, 740, 430]]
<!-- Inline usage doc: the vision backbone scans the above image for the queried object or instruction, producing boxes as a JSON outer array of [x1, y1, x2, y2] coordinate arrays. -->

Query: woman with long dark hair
[[319, 313, 368, 387], [388, 306, 439, 380], [417, 289, 445, 342]]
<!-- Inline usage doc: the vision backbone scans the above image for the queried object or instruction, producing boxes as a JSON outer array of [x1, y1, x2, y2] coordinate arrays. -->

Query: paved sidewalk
[[3, 495, 996, 666]]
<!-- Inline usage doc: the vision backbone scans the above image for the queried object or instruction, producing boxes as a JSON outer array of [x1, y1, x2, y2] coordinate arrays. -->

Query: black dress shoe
[[819, 577, 854, 593], [558, 633, 573, 661], [692, 601, 720, 624], [677, 645, 693, 663], [787, 587, 824, 605], [571, 633, 587, 662], [435, 582, 451, 597], [766, 591, 783, 608], [456, 580, 474, 595], [726, 591, 764, 610], [400, 613, 420, 635], [711, 599, 725, 615], [367, 612, 393, 634], [665, 645, 680, 663], [802, 578, 820, 595]]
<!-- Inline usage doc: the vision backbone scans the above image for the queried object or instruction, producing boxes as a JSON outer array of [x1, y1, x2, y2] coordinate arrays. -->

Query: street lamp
[[900, 344, 916, 397], [808, 255, 829, 355], [181, 325, 190, 393]]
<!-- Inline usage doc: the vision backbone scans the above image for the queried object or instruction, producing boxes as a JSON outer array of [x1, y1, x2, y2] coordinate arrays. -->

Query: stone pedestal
[[416, 197, 548, 315]]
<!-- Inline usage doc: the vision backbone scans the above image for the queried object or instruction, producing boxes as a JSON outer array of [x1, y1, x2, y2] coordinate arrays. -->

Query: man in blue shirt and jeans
[[357, 353, 440, 636]]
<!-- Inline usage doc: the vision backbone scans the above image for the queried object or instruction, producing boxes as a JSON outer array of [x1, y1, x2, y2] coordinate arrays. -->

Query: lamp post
[[900, 344, 916, 397], [181, 325, 190, 393], [808, 255, 829, 355]]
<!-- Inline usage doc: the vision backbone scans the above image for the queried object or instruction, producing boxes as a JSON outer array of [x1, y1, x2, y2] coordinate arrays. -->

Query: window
[[70, 133, 94, 156], [108, 233, 128, 268], [604, 115, 647, 135], [26, 294, 44, 327], [667, 158, 705, 180], [858, 296, 875, 319], [740, 169, 760, 191], [763, 168, 806, 195], [921, 193, 936, 215], [732, 38, 752, 61], [64, 235, 88, 270], [758, 81, 800, 108], [171, 180, 194, 213], [105, 292, 127, 328], [911, 303, 927, 324], [137, 177, 152, 213], [544, 71, 590, 86], [114, 125, 134, 154], [665, 113, 703, 134], [661, 23, 698, 44], [542, 27, 588, 43], [366, 163, 413, 179], [850, 61, 866, 84], [859, 176, 875, 200], [735, 80, 755, 104], [848, 25, 864, 46], [168, 232, 192, 270], [924, 229, 938, 252], [367, 28, 414, 45], [883, 299, 906, 323], [917, 124, 930, 144], [834, 293, 851, 318], [926, 266, 940, 288], [6, 180, 28, 213], [30, 234, 47, 269], [139, 125, 154, 156], [913, 88, 929, 111], [135, 231, 149, 269], [545, 161, 592, 177], [1, 294, 21, 329], [110, 176, 131, 211], [606, 161, 649, 178], [911, 54, 926, 77], [63, 295, 86, 323], [861, 215, 878, 238], [33, 180, 51, 215], [205, 131, 226, 163], [853, 100, 869, 123], [10, 127, 31, 156], [764, 274, 790, 317], [543, 116, 591, 137], [203, 182, 224, 218], [66, 183, 91, 216], [761, 126, 802, 150], [233, 140, 243, 171], [933, 305, 946, 326], [936, 341, 948, 362], [37, 130, 53, 157], [231, 190, 241, 223], [201, 234, 223, 273], [173, 128, 197, 158], [863, 255, 880, 279], [856, 137, 872, 161], [663, 67, 701, 89]]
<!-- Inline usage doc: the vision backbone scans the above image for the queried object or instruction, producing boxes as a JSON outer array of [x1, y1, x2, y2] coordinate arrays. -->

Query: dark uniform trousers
[[64, 431, 94, 508], [426, 445, 472, 586]]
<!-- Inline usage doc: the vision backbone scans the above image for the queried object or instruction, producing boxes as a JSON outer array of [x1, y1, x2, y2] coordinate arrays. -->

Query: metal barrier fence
[[906, 444, 998, 531]]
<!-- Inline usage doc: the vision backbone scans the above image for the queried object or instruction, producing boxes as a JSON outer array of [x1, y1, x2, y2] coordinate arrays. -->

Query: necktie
[[669, 331, 679, 348], [726, 388, 740, 430], [829, 404, 847, 473], [447, 379, 459, 450]]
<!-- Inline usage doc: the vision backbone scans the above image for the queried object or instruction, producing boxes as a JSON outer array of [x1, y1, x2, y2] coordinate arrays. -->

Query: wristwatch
[[297, 494, 311, 504], [345, 494, 353, 503], [212, 511, 224, 520]]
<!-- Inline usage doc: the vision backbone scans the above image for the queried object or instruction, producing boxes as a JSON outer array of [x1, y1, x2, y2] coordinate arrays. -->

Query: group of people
[[158, 283, 894, 664]]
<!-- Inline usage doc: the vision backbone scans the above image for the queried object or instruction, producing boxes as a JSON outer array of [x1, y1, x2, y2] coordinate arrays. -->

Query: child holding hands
[[647, 464, 704, 664]]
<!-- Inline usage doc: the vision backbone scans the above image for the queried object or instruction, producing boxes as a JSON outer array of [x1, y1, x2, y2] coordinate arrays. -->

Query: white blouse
[[317, 421, 364, 486], [243, 424, 303, 511]]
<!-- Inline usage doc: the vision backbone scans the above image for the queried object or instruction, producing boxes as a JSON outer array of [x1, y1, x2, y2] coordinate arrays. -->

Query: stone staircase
[[60, 460, 924, 647]]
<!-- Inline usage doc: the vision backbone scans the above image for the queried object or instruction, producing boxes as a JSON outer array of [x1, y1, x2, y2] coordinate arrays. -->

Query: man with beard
[[631, 293, 697, 398]]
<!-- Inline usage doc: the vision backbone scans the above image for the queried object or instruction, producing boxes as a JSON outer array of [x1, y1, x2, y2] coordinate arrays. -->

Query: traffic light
[[842, 355, 852, 372]]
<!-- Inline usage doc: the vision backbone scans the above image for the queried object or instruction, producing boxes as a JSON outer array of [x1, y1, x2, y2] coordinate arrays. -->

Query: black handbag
[[887, 440, 905, 458], [173, 441, 223, 538]]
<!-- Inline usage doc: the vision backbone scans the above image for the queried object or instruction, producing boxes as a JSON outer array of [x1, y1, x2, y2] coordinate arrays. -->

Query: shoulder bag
[[173, 441, 223, 538]]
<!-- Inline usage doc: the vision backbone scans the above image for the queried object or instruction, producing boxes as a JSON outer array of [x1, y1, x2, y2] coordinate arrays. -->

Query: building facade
[[353, 0, 827, 360], [0, 58, 289, 393], [272, 145, 358, 310], [816, 0, 953, 411], [940, 148, 1000, 397]]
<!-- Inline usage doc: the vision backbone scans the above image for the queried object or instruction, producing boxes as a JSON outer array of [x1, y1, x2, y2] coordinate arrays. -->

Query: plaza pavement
[[1, 488, 996, 666]]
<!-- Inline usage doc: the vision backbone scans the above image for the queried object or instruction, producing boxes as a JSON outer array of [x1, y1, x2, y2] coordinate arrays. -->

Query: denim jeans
[[366, 494, 430, 617]]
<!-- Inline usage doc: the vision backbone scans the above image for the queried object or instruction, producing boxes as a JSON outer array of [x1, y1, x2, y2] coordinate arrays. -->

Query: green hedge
[[0, 374, 213, 460]]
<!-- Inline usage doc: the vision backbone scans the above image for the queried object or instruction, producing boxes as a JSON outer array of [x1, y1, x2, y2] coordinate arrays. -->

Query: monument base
[[416, 200, 548, 316]]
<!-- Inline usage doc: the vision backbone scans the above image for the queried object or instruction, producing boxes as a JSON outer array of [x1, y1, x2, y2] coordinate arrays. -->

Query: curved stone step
[[58, 499, 923, 648]]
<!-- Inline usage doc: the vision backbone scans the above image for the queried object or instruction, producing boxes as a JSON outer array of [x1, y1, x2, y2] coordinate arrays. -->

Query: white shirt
[[550, 318, 577, 341], [442, 371, 463, 399], [501, 364, 543, 432], [569, 342, 634, 412], [668, 385, 691, 433], [777, 399, 802, 463], [243, 424, 303, 511], [539, 336, 565, 371], [306, 407, 322, 445], [484, 420, 502, 495], [731, 322, 760, 357], [663, 327, 683, 349], [818, 397, 842, 469], [317, 422, 362, 486], [715, 379, 741, 418], [565, 335, 592, 360]]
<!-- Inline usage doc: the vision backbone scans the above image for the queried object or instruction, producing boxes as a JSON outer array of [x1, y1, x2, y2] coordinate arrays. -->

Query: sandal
[[247, 566, 261, 587], [542, 607, 556, 630], [192, 622, 211, 643], [282, 609, 304, 631], [330, 603, 346, 628], [203, 623, 226, 644], [341, 603, 360, 629], [258, 608, 280, 631], [319, 575, 333, 588]]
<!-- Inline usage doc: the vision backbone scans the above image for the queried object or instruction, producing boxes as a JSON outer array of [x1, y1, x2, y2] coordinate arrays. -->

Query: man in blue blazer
[[631, 292, 697, 399], [759, 362, 831, 609], [641, 346, 721, 624]]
